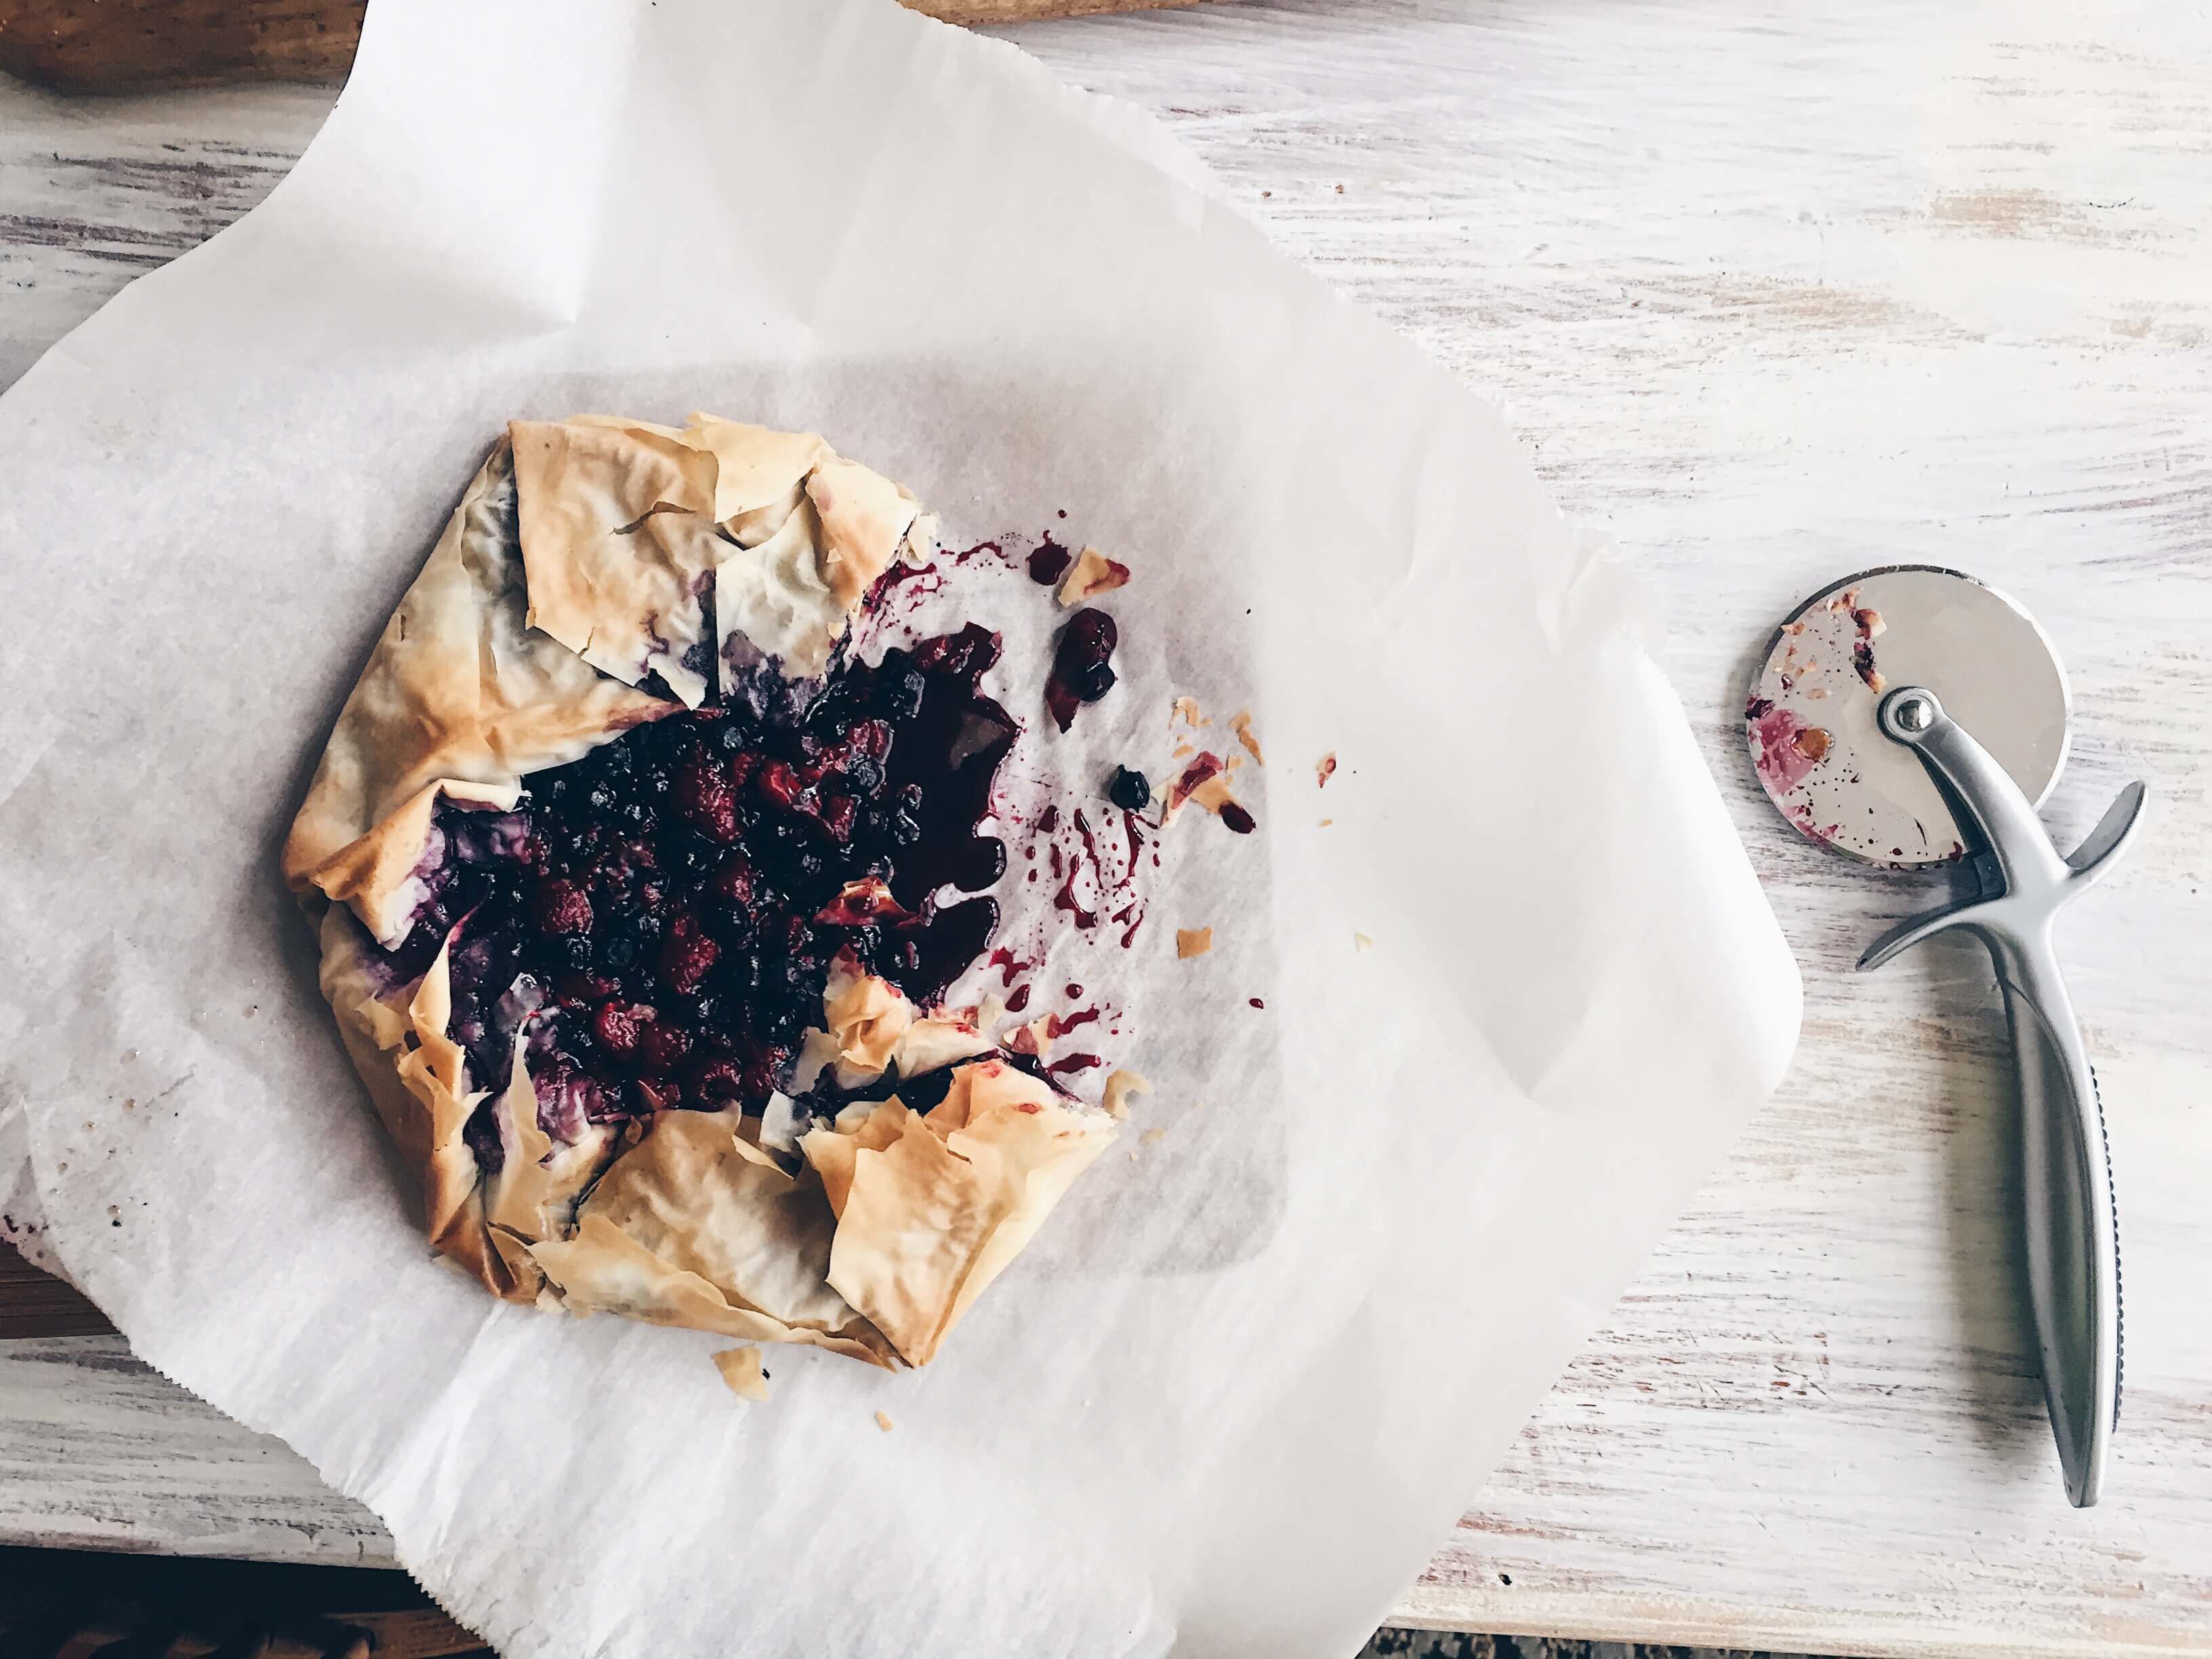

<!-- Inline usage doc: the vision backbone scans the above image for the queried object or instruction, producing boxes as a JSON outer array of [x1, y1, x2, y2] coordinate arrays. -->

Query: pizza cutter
[[1746, 565, 2146, 1508]]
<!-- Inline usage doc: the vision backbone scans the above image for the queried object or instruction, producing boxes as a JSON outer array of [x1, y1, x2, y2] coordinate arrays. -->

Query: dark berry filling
[[375, 624, 1021, 1166], [1026, 537, 1073, 587], [1044, 607, 1118, 732], [1107, 766, 1150, 811]]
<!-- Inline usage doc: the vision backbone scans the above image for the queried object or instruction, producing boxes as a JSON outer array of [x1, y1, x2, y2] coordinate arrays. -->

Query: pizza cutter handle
[[1874, 686, 2125, 1509]]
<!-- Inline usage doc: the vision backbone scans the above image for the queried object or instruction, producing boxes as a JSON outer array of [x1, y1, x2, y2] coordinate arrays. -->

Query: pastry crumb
[[875, 1410, 895, 1433], [1058, 546, 1130, 605], [1316, 752, 1338, 788], [714, 1346, 771, 1401], [1176, 927, 1213, 959], [1230, 712, 1265, 764], [1354, 932, 1374, 951], [1172, 695, 1210, 729], [1318, 818, 1333, 827], [1140, 1128, 1169, 1147], [1103, 1069, 1151, 1119]]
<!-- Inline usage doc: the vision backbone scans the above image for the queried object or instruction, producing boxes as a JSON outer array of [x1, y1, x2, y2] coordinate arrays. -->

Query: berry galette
[[283, 415, 1120, 1374]]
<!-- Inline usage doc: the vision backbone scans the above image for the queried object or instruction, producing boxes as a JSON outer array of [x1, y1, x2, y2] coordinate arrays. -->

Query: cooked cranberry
[[634, 1021, 693, 1078], [594, 1000, 654, 1059], [685, 1054, 747, 1103], [529, 878, 593, 936], [657, 925, 721, 994], [674, 762, 739, 842], [755, 759, 804, 812], [554, 971, 618, 1007], [711, 857, 756, 906]]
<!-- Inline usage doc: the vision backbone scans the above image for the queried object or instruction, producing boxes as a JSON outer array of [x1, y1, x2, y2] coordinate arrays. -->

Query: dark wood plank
[[0, 0, 1202, 94], [0, 1545, 491, 1656], [0, 1240, 114, 1340]]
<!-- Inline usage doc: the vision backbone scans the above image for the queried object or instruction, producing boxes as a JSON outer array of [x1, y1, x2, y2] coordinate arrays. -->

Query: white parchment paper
[[0, 1, 1801, 1652]]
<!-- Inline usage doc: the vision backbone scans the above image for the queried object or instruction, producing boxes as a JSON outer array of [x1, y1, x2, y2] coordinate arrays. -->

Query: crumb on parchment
[[1176, 928, 1212, 959], [1229, 711, 1265, 764], [1058, 546, 1130, 605], [1103, 1069, 1151, 1119], [1316, 752, 1338, 788], [1172, 695, 1209, 729], [714, 1346, 770, 1401], [876, 1411, 895, 1433], [1354, 933, 1373, 951]]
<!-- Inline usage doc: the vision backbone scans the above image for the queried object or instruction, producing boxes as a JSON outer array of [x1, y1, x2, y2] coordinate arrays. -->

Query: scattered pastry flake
[[1058, 546, 1131, 605], [1172, 695, 1210, 729], [1176, 927, 1214, 959], [1318, 818, 1334, 827], [1140, 1128, 1169, 1147], [813, 875, 909, 925], [1229, 712, 1265, 764], [875, 1410, 895, 1433], [1792, 727, 1831, 762], [1354, 932, 1373, 951], [1316, 752, 1338, 788], [1163, 752, 1248, 830], [714, 1346, 771, 1402], [1103, 1069, 1151, 1119], [1172, 741, 1195, 759]]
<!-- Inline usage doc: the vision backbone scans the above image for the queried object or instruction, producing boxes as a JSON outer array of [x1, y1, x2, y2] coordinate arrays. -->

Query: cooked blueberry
[[1108, 766, 1150, 810]]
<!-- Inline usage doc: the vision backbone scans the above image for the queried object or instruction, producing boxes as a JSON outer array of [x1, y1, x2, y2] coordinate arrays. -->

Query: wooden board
[[1, 2, 2209, 1656], [0, 1242, 107, 1340], [0, 0, 1200, 92]]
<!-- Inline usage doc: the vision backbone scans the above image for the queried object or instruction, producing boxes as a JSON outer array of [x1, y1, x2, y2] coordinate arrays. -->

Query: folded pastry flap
[[798, 1097, 914, 1220], [712, 1345, 771, 1402], [484, 1223, 547, 1304], [823, 1064, 1116, 1366], [284, 438, 670, 941], [888, 1017, 995, 1080], [823, 961, 914, 1078], [580, 1107, 874, 1340], [712, 497, 846, 678], [316, 909, 482, 1248], [674, 415, 830, 526], [434, 1188, 534, 1304], [805, 457, 920, 611], [508, 417, 722, 708], [476, 1037, 603, 1235], [531, 1213, 895, 1370]]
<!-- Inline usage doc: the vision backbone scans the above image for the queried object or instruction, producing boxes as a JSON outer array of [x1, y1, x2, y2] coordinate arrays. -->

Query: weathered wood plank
[[2, 3, 2209, 1655]]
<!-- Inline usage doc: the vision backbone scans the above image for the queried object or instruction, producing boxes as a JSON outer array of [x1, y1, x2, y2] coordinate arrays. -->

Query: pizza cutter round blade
[[1747, 564, 2148, 1511], [1744, 565, 2070, 869]]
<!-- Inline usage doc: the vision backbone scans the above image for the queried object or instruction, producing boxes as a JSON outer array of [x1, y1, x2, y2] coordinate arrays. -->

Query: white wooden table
[[3, 3, 2209, 1654]]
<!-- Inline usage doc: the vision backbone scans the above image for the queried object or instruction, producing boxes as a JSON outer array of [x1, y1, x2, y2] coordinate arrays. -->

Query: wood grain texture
[[1, 3, 2209, 1656], [0, 1242, 107, 1338], [0, 0, 1199, 92]]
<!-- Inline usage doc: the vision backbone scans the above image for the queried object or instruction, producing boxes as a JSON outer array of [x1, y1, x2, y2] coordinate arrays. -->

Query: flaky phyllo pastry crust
[[283, 416, 1118, 1378]]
